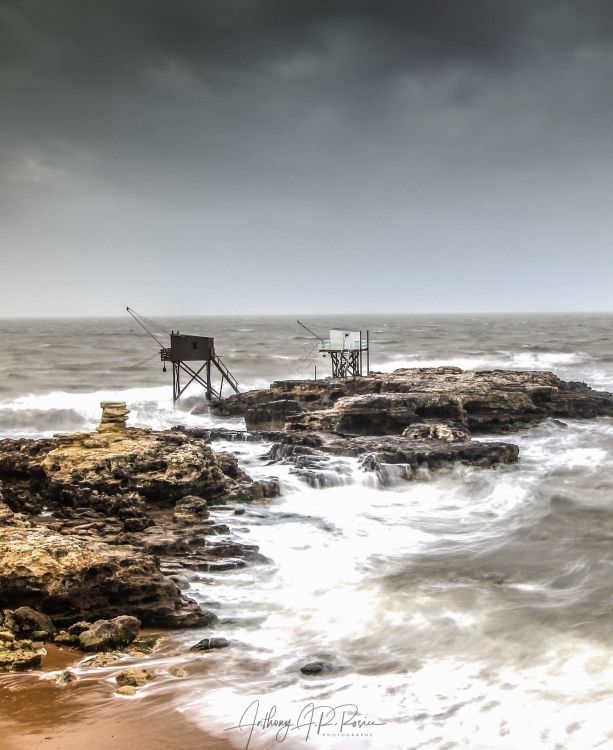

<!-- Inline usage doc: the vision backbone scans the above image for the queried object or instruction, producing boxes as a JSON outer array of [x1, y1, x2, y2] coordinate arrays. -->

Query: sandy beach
[[0, 646, 232, 750]]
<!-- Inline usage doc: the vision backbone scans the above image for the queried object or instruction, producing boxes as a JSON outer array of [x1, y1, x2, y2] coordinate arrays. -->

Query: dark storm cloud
[[2, 1, 613, 315], [2, 0, 611, 83]]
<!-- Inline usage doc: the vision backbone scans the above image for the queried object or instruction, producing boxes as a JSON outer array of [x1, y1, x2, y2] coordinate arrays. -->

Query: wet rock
[[116, 685, 136, 696], [0, 641, 43, 670], [115, 668, 152, 687], [83, 651, 123, 668], [31, 630, 51, 641], [300, 661, 325, 675], [126, 633, 165, 656], [268, 432, 519, 473], [190, 637, 230, 651], [170, 666, 188, 678], [55, 669, 78, 685], [0, 422, 266, 512], [78, 616, 141, 652], [286, 393, 465, 436]]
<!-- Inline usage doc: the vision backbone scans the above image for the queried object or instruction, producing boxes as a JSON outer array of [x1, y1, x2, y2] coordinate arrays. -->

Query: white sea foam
[[372, 350, 591, 375], [0, 385, 243, 437]]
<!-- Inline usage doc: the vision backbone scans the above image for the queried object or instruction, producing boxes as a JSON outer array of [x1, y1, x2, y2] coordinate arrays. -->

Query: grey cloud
[[2, 1, 613, 315]]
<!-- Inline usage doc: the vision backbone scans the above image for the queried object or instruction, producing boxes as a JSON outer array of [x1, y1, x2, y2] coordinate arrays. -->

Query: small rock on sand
[[115, 668, 152, 687]]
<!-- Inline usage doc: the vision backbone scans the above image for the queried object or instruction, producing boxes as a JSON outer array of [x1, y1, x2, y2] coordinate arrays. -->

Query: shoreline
[[0, 646, 233, 750]]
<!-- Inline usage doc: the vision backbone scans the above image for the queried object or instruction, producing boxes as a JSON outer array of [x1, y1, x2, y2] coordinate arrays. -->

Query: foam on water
[[130, 426, 613, 749], [0, 385, 244, 437], [3, 314, 613, 748]]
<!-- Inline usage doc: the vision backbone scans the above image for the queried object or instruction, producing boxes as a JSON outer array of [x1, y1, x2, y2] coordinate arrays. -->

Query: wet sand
[[0, 646, 233, 750]]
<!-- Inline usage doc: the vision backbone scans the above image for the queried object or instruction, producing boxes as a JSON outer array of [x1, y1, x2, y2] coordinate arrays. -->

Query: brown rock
[[116, 685, 136, 696], [0, 526, 213, 627], [78, 616, 141, 652], [115, 668, 152, 687]]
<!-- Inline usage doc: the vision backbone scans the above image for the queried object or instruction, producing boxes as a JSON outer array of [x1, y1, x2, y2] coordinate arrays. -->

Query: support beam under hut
[[319, 329, 369, 378], [160, 333, 239, 401]]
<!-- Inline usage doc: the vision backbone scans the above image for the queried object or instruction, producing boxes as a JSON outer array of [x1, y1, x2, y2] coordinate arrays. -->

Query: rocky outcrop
[[212, 367, 613, 435], [0, 639, 43, 670], [0, 409, 277, 516], [284, 393, 465, 435], [263, 432, 519, 484], [0, 404, 279, 629], [245, 400, 304, 431], [0, 525, 210, 627]]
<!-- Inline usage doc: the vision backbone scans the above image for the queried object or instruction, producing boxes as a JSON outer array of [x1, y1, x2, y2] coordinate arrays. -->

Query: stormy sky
[[1, 0, 613, 316]]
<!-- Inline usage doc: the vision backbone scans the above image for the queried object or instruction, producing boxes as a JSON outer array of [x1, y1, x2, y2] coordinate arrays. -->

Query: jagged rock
[[0, 426, 269, 514], [402, 421, 471, 442], [115, 668, 152, 687], [78, 616, 141, 652], [0, 422, 272, 630], [173, 495, 209, 525], [126, 633, 165, 656], [83, 651, 123, 668], [266, 432, 519, 472], [211, 368, 613, 435], [245, 399, 304, 431], [0, 640, 43, 670], [0, 526, 212, 627], [0, 497, 30, 527]]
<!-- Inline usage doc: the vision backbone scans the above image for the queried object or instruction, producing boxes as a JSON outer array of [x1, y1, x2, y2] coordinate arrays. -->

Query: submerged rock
[[300, 661, 325, 675], [116, 685, 136, 696], [191, 637, 230, 651], [55, 669, 78, 685]]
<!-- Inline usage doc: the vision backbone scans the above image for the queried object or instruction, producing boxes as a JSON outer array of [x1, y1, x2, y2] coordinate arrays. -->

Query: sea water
[[2, 313, 613, 749]]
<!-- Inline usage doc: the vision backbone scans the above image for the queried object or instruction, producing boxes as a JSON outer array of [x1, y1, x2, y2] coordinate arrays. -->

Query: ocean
[[2, 313, 613, 749]]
